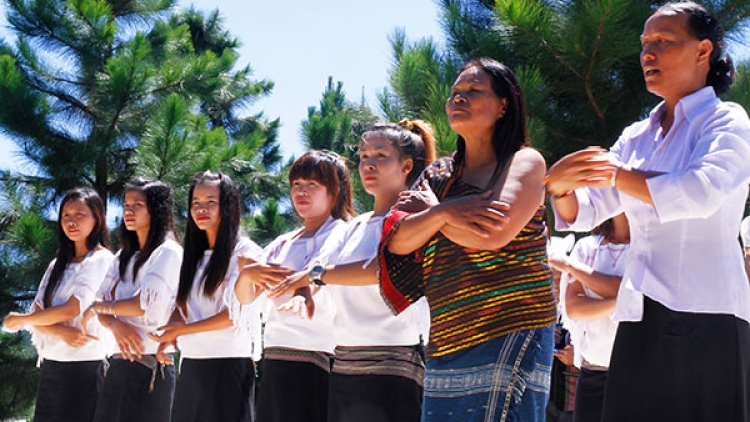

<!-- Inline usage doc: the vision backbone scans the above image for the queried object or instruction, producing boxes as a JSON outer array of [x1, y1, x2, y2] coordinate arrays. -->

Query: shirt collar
[[647, 86, 718, 128]]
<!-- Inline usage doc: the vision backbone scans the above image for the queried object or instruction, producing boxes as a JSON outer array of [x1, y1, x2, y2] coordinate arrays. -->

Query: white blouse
[[259, 216, 346, 354], [319, 212, 430, 347], [29, 248, 114, 362], [560, 235, 628, 368], [99, 239, 182, 355], [178, 237, 262, 359], [555, 87, 750, 324]]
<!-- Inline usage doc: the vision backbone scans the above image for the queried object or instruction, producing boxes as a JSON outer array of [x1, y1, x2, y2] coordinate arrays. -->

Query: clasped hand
[[237, 255, 293, 291], [546, 147, 620, 196]]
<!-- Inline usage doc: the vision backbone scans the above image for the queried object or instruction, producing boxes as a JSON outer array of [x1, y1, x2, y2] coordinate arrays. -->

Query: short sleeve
[[378, 211, 426, 315]]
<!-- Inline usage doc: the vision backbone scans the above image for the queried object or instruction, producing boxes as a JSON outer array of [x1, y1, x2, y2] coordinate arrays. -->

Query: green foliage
[[724, 62, 750, 110], [384, 0, 750, 166], [0, 0, 282, 208], [301, 77, 379, 213], [0, 332, 38, 419], [0, 178, 57, 419], [0, 3, 287, 418], [247, 198, 296, 247], [379, 30, 460, 157]]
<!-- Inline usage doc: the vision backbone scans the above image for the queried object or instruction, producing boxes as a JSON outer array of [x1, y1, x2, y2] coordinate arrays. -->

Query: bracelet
[[110, 300, 116, 317], [611, 163, 623, 187]]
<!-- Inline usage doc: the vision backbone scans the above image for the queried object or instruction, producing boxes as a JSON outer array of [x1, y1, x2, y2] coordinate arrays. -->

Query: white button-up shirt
[[555, 87, 750, 323]]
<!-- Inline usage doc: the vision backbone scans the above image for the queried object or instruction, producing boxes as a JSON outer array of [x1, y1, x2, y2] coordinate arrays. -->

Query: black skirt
[[602, 297, 750, 422], [92, 356, 176, 422], [173, 357, 255, 422], [327, 345, 424, 422], [256, 349, 331, 422], [572, 368, 607, 422], [328, 372, 422, 422], [34, 359, 103, 422]]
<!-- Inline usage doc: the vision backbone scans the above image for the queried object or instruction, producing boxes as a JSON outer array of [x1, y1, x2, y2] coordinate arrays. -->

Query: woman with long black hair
[[88, 178, 182, 422], [3, 187, 113, 422], [150, 171, 262, 422]]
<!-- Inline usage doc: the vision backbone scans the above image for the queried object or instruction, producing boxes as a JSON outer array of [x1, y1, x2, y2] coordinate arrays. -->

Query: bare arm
[[612, 165, 662, 206], [546, 148, 662, 224], [565, 280, 616, 321], [389, 149, 546, 254], [3, 297, 81, 331], [549, 256, 621, 299], [269, 260, 378, 298], [320, 260, 378, 286], [235, 257, 293, 304], [148, 310, 232, 344], [97, 315, 144, 361], [441, 148, 547, 250]]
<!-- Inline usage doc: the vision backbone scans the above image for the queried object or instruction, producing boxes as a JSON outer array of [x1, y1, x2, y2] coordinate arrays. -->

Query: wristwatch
[[309, 265, 326, 286]]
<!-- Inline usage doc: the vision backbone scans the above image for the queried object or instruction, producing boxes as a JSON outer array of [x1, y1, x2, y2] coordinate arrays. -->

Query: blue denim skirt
[[422, 326, 554, 422]]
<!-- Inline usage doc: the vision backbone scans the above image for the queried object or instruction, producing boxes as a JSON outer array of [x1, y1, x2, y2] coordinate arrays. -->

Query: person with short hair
[[234, 150, 354, 422]]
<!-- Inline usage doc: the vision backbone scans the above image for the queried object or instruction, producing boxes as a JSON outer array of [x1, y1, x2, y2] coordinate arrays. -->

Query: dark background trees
[[0, 0, 285, 417]]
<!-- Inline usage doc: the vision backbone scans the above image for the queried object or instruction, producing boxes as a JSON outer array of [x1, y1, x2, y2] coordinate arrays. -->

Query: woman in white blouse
[[86, 178, 183, 422], [546, 3, 750, 421], [149, 171, 262, 422], [234, 150, 354, 422], [271, 120, 435, 422], [3, 187, 113, 422], [550, 214, 629, 422]]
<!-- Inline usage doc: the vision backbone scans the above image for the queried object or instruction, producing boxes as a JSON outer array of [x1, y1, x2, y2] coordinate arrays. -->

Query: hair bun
[[398, 118, 415, 131], [709, 54, 735, 95]]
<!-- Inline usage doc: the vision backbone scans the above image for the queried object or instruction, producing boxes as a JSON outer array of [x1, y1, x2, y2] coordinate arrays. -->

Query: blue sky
[[1, 1, 748, 174], [0, 0, 444, 172]]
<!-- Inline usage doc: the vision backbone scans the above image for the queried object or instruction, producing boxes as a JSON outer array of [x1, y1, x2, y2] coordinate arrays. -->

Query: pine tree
[[301, 77, 379, 213], [384, 0, 750, 163], [0, 0, 282, 206], [0, 178, 57, 418], [0, 2, 284, 416]]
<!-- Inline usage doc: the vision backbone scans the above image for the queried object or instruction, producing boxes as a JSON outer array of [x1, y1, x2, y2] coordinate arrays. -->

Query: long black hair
[[657, 2, 734, 95], [454, 58, 530, 172], [177, 171, 241, 308], [44, 187, 109, 308], [118, 178, 175, 282]]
